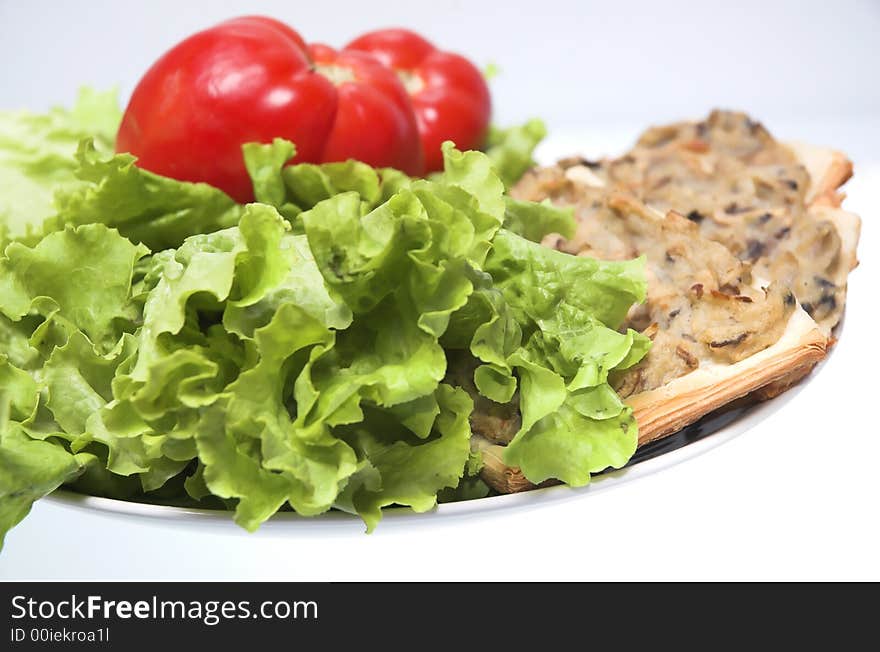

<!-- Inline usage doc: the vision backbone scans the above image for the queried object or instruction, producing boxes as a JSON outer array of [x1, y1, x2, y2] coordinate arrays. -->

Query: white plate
[[3, 141, 873, 583], [44, 348, 824, 534]]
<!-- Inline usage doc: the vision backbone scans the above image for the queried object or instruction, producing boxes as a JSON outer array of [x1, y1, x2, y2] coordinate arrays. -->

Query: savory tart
[[474, 111, 860, 493]]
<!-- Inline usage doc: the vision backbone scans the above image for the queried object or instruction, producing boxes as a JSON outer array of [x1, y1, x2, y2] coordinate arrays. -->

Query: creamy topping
[[568, 110, 846, 330]]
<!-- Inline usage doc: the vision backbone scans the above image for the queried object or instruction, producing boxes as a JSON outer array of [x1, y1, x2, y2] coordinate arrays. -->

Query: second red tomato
[[345, 29, 492, 173]]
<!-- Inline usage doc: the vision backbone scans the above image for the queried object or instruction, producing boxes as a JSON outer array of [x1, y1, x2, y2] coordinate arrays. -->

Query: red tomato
[[116, 16, 423, 202], [307, 43, 423, 177], [345, 29, 492, 173]]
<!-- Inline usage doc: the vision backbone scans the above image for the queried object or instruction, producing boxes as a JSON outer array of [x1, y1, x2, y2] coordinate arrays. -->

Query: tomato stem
[[315, 64, 356, 85], [397, 70, 425, 95]]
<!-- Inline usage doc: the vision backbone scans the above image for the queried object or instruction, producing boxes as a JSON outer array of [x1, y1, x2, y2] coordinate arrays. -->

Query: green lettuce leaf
[[502, 398, 638, 485], [0, 425, 93, 550], [195, 303, 353, 530], [0, 88, 120, 246], [0, 223, 149, 352], [242, 138, 301, 221], [0, 314, 41, 372], [337, 384, 473, 532], [49, 140, 241, 251], [242, 138, 412, 227], [43, 330, 137, 438], [1, 352, 94, 550], [503, 197, 575, 243], [482, 230, 650, 484], [437, 449, 490, 503], [484, 118, 547, 188], [486, 229, 647, 329]]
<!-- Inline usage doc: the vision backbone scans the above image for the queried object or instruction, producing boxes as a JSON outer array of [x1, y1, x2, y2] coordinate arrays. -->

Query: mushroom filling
[[510, 175, 794, 397], [559, 110, 846, 329]]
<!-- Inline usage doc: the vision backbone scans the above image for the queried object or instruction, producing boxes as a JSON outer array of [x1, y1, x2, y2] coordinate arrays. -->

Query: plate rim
[[44, 363, 815, 534]]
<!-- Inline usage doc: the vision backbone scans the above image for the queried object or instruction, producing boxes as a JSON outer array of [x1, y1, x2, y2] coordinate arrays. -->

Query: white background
[[2, 0, 880, 129], [0, 0, 878, 580]]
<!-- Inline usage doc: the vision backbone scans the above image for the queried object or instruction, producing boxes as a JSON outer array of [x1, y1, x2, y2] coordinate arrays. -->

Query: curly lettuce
[[0, 92, 648, 548], [0, 88, 120, 247]]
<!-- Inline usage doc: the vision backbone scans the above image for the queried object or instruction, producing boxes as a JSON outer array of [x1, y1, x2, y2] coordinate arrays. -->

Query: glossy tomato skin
[[309, 43, 423, 176], [117, 18, 334, 202], [345, 29, 491, 172], [226, 15, 311, 55], [117, 17, 422, 202]]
